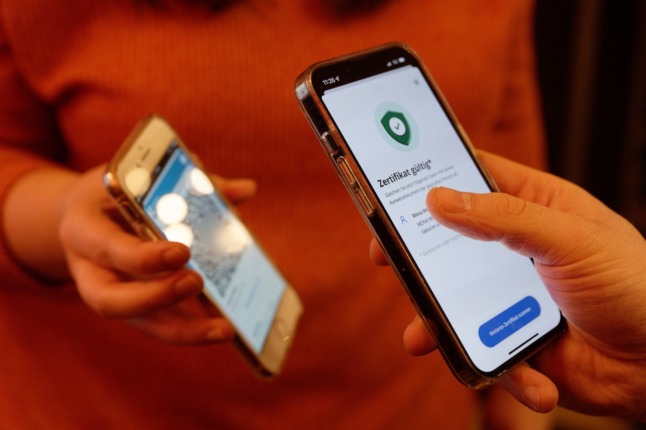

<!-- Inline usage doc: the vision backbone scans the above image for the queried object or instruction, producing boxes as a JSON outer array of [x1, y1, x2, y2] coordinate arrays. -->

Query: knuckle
[[495, 193, 529, 217], [79, 287, 116, 318], [156, 326, 187, 344], [474, 194, 538, 249], [106, 239, 152, 274]]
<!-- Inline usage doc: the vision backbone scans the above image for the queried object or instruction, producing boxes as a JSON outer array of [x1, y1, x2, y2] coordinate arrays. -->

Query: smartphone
[[295, 42, 566, 388], [104, 116, 302, 377]]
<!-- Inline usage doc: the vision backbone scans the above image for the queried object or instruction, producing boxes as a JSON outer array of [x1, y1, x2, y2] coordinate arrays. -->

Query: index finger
[[369, 238, 389, 266], [477, 151, 619, 224], [404, 316, 438, 356]]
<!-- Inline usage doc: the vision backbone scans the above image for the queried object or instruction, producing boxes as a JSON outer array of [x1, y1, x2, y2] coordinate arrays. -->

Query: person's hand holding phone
[[58, 165, 256, 345], [372, 152, 646, 421]]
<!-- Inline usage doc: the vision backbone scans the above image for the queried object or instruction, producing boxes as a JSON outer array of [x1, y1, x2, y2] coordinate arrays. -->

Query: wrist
[[3, 166, 78, 281]]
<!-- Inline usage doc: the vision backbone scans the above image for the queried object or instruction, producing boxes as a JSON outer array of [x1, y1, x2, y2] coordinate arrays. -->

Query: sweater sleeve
[[0, 12, 65, 289]]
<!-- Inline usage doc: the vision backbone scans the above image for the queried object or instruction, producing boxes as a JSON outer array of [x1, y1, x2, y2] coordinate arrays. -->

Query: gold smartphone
[[295, 42, 565, 388], [104, 116, 302, 377]]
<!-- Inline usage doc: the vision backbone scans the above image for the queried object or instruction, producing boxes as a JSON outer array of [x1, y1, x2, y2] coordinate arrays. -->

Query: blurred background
[[535, 0, 646, 237], [534, 2, 645, 428]]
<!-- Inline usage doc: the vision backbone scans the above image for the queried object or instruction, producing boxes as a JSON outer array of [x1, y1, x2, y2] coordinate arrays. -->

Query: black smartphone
[[104, 116, 303, 377], [295, 42, 565, 388]]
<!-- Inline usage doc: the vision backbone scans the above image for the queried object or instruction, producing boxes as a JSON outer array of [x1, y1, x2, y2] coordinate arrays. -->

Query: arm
[[2, 166, 76, 281], [2, 163, 257, 344], [0, 14, 245, 344]]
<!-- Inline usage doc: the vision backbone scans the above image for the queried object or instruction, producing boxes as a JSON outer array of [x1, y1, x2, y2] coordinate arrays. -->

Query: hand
[[58, 165, 257, 345], [371, 152, 646, 421]]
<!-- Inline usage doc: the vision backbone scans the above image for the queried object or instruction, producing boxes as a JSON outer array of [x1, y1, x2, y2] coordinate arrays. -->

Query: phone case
[[294, 42, 565, 388], [104, 116, 302, 377]]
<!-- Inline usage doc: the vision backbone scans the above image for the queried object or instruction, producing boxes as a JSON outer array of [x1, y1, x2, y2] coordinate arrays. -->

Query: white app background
[[322, 66, 561, 372]]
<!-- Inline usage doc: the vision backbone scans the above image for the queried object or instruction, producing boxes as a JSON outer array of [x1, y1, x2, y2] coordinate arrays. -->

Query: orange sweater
[[0, 1, 545, 428]]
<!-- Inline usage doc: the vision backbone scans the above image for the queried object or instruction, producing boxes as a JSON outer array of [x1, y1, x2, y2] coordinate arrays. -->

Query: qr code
[[183, 193, 244, 299]]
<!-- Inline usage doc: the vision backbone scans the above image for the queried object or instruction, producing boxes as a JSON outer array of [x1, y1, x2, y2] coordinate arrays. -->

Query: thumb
[[426, 187, 603, 265]]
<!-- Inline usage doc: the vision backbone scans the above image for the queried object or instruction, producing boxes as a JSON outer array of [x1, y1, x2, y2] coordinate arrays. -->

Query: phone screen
[[315, 52, 562, 374], [139, 141, 286, 353]]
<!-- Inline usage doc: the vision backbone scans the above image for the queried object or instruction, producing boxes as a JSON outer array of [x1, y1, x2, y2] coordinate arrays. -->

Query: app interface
[[142, 143, 285, 353], [322, 65, 561, 372]]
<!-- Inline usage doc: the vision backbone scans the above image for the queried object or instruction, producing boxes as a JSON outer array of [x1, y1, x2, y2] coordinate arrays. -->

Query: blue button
[[478, 296, 541, 348]]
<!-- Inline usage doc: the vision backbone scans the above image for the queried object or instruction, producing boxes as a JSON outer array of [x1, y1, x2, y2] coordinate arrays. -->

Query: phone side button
[[118, 200, 138, 223], [336, 156, 356, 185], [355, 186, 374, 216], [139, 225, 159, 241], [322, 131, 338, 154]]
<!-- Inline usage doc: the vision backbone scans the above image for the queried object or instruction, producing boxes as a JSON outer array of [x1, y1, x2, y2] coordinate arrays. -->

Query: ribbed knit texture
[[0, 1, 545, 428]]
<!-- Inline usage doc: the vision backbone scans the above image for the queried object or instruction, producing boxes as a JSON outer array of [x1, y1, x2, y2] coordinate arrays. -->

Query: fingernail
[[174, 273, 202, 295], [163, 246, 189, 266], [434, 187, 472, 214], [206, 328, 225, 342]]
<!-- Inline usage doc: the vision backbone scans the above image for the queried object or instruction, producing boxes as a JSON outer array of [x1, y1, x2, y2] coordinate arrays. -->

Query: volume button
[[322, 131, 338, 155], [118, 201, 138, 223], [118, 202, 159, 241], [355, 186, 374, 216], [139, 225, 160, 241], [336, 156, 356, 185]]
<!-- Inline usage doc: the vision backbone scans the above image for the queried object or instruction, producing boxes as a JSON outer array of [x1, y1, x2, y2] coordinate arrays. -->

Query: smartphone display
[[295, 43, 565, 387], [105, 116, 302, 376]]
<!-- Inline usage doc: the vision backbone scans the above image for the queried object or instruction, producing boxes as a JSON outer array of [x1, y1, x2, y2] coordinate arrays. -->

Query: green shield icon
[[380, 110, 411, 146]]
